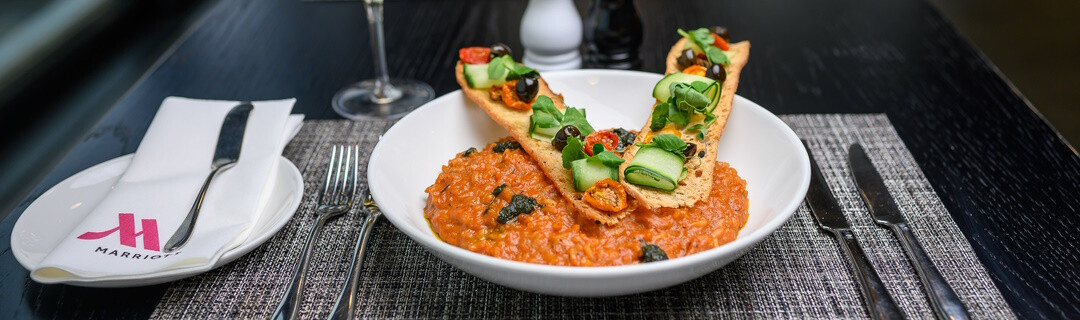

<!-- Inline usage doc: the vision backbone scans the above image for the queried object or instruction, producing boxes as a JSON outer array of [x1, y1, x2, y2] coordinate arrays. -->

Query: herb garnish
[[482, 183, 509, 216], [561, 108, 593, 136], [528, 96, 562, 139], [677, 28, 730, 67], [561, 137, 588, 168], [492, 140, 521, 153], [649, 81, 719, 140], [562, 136, 625, 169], [488, 55, 538, 81], [462, 147, 477, 157], [637, 134, 688, 158], [587, 144, 626, 167], [496, 194, 540, 224], [529, 96, 595, 140], [492, 183, 507, 197], [639, 240, 669, 263], [612, 128, 637, 152]]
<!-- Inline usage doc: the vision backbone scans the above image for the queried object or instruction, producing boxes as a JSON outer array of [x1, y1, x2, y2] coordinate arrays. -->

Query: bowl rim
[[369, 69, 809, 278]]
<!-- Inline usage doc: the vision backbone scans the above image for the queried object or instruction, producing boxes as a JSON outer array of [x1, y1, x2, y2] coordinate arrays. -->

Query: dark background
[[0, 0, 213, 224], [0, 0, 1075, 224], [927, 0, 1079, 150]]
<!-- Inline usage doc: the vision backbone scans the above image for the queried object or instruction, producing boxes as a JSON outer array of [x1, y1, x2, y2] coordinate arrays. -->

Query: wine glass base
[[332, 78, 435, 121]]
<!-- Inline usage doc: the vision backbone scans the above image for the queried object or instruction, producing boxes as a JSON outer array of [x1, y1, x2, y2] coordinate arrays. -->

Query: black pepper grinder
[[583, 0, 643, 69]]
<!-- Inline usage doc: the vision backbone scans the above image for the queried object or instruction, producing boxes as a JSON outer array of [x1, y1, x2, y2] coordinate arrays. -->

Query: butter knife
[[327, 190, 382, 320], [163, 102, 254, 253], [848, 143, 970, 320], [803, 141, 903, 320]]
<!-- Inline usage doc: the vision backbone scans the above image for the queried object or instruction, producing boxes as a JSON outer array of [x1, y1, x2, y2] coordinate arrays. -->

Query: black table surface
[[2, 0, 1077, 319]]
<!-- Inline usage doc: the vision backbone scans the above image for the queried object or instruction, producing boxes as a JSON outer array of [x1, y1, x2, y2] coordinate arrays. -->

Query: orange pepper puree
[[425, 138, 749, 266]]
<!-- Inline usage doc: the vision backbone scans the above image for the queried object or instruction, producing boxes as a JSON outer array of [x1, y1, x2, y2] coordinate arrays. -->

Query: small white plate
[[368, 69, 810, 296], [11, 155, 303, 287]]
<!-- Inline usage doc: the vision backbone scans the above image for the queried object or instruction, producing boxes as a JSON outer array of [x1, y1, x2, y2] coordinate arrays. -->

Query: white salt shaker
[[520, 0, 583, 71]]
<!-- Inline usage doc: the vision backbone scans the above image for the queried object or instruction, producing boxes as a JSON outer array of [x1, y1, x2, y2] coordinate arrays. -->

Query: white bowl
[[368, 69, 809, 297]]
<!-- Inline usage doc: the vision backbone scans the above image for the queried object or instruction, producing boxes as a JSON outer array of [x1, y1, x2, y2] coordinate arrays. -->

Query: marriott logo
[[77, 213, 160, 251]]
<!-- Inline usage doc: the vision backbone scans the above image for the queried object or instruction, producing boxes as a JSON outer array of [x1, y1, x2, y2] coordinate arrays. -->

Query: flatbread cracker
[[454, 62, 632, 225], [618, 38, 750, 209]]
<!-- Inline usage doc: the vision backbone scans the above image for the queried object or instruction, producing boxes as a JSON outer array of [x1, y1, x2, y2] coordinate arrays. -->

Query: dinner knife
[[163, 102, 254, 253], [848, 143, 970, 320], [803, 140, 903, 320]]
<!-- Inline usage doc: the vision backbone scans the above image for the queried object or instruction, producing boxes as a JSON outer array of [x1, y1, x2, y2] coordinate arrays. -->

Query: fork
[[327, 191, 382, 320], [272, 145, 359, 320]]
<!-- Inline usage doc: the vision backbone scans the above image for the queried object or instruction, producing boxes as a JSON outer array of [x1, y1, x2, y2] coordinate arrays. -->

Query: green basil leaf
[[562, 137, 587, 169], [651, 134, 687, 154], [686, 124, 705, 132], [669, 82, 710, 112], [680, 28, 721, 61], [669, 102, 690, 127], [486, 56, 504, 79], [531, 112, 559, 128], [690, 28, 714, 47], [562, 107, 594, 136], [512, 65, 537, 78], [678, 87, 712, 108], [528, 96, 564, 139], [650, 102, 669, 131], [670, 82, 691, 104], [696, 131, 706, 140], [487, 64, 505, 79], [677, 27, 714, 52], [690, 81, 710, 93], [682, 88, 711, 108], [591, 150, 625, 168], [705, 46, 730, 66], [531, 96, 562, 122], [703, 112, 717, 126]]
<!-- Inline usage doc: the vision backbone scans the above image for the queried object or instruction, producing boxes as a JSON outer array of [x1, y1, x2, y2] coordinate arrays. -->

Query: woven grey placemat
[[150, 115, 1014, 319]]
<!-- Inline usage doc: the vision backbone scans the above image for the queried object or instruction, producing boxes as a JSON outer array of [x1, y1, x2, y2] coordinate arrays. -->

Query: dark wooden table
[[2, 0, 1077, 318]]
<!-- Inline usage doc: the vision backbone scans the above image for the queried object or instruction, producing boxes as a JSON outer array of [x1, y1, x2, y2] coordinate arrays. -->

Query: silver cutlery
[[327, 190, 382, 320], [273, 145, 360, 320], [803, 140, 904, 320], [848, 143, 970, 320], [164, 102, 254, 253]]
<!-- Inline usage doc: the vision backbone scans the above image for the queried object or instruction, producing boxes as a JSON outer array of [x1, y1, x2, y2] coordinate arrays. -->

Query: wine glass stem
[[364, 0, 399, 102]]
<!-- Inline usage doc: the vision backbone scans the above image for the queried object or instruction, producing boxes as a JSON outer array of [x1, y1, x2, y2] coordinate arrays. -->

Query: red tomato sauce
[[425, 139, 749, 266]]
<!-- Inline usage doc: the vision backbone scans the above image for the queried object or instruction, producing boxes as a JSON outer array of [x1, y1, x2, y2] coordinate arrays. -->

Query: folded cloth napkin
[[32, 97, 302, 282]]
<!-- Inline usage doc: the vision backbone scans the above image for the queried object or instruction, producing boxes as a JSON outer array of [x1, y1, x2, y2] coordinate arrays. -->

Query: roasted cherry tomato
[[682, 65, 707, 77], [584, 130, 620, 156], [711, 33, 730, 51], [500, 80, 532, 110], [459, 47, 491, 64], [583, 178, 628, 212]]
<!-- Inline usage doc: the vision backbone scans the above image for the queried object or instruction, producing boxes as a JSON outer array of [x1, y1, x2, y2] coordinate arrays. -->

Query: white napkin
[[32, 97, 303, 282]]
